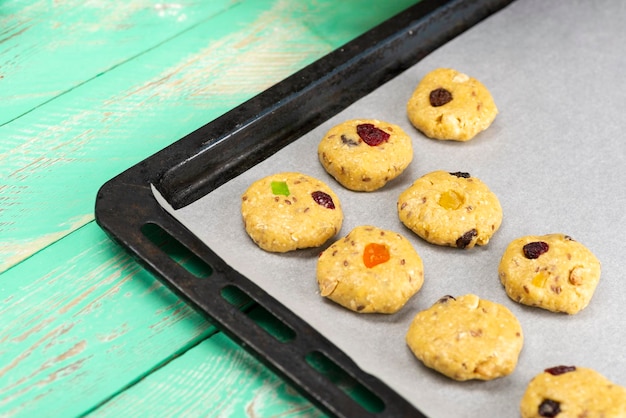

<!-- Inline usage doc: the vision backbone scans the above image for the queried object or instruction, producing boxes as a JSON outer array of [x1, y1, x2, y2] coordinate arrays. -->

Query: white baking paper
[[153, 0, 626, 416]]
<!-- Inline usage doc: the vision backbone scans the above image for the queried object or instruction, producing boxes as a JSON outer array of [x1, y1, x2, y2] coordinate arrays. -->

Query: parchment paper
[[154, 0, 626, 416]]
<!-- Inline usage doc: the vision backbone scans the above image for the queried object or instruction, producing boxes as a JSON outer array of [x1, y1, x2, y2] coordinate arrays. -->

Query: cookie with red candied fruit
[[406, 67, 498, 141], [520, 365, 626, 417], [318, 119, 413, 191], [498, 234, 601, 314], [241, 172, 343, 252], [316, 225, 424, 313], [397, 170, 502, 248], [406, 294, 523, 381]]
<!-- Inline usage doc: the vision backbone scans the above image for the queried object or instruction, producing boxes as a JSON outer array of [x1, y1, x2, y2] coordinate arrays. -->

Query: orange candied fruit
[[363, 243, 390, 268]]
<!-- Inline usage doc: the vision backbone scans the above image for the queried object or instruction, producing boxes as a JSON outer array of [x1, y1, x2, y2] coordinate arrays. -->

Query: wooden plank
[[0, 220, 317, 416], [0, 223, 216, 416], [86, 332, 325, 418], [0, 1, 419, 415], [0, 0, 237, 125], [0, 0, 418, 273]]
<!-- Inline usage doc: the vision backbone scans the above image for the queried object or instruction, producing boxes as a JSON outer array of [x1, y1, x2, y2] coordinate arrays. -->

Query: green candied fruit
[[271, 181, 290, 196]]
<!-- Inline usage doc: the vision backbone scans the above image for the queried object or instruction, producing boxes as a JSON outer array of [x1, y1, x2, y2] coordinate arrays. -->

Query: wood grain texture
[[1, 0, 419, 416], [0, 0, 237, 125], [0, 223, 214, 416], [0, 0, 418, 273], [87, 332, 325, 418]]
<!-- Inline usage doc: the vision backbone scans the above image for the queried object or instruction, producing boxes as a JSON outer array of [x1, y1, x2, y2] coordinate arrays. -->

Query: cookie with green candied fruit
[[499, 234, 601, 314], [241, 172, 343, 252]]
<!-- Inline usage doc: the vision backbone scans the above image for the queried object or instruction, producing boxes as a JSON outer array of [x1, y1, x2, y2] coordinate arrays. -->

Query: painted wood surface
[[0, 223, 215, 416], [0, 0, 236, 125], [1, 0, 326, 272], [1, 0, 418, 416], [0, 0, 416, 273], [87, 326, 325, 417]]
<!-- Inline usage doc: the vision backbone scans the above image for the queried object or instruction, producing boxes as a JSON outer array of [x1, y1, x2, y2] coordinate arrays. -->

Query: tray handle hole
[[141, 222, 212, 279], [305, 350, 385, 414], [221, 285, 296, 343]]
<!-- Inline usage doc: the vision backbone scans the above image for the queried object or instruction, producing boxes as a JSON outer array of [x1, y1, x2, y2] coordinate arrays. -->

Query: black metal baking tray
[[95, 1, 514, 416]]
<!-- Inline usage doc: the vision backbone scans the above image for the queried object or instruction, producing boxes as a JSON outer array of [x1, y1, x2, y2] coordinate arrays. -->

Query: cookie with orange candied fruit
[[316, 225, 424, 313]]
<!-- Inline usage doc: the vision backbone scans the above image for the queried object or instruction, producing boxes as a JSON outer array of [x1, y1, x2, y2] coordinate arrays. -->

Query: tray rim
[[95, 1, 515, 416]]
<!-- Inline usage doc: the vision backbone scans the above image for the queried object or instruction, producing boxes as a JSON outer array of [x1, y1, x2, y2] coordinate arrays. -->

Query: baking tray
[[96, 0, 626, 416]]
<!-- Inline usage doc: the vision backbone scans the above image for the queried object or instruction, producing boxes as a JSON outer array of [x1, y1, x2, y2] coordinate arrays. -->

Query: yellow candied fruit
[[438, 190, 464, 210], [532, 272, 549, 287]]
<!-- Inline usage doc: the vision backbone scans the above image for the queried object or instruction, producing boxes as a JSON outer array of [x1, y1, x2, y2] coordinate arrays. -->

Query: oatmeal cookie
[[241, 172, 343, 252], [520, 365, 626, 418], [406, 68, 498, 141], [318, 119, 413, 191], [406, 294, 524, 381], [397, 170, 502, 248], [316, 225, 424, 314], [498, 234, 601, 314]]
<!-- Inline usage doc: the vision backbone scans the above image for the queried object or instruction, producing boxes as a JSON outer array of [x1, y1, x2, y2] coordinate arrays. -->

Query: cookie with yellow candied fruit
[[241, 172, 343, 252], [406, 294, 524, 381], [406, 68, 498, 141], [316, 225, 424, 314], [498, 234, 601, 314], [318, 119, 413, 191], [520, 365, 626, 418], [397, 170, 502, 248]]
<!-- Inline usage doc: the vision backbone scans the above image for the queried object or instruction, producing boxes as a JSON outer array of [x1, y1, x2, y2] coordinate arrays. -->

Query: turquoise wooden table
[[1, 1, 418, 416]]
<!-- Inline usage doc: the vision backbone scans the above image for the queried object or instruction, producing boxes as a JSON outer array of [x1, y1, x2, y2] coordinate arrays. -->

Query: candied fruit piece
[[456, 229, 477, 249], [429, 88, 453, 107], [311, 191, 335, 209], [523, 241, 549, 259], [356, 123, 390, 146], [438, 190, 464, 210], [271, 181, 290, 196], [545, 365, 576, 376], [449, 171, 470, 178], [532, 272, 548, 288], [363, 243, 390, 268], [538, 399, 561, 417], [437, 295, 456, 304], [341, 134, 359, 146]]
